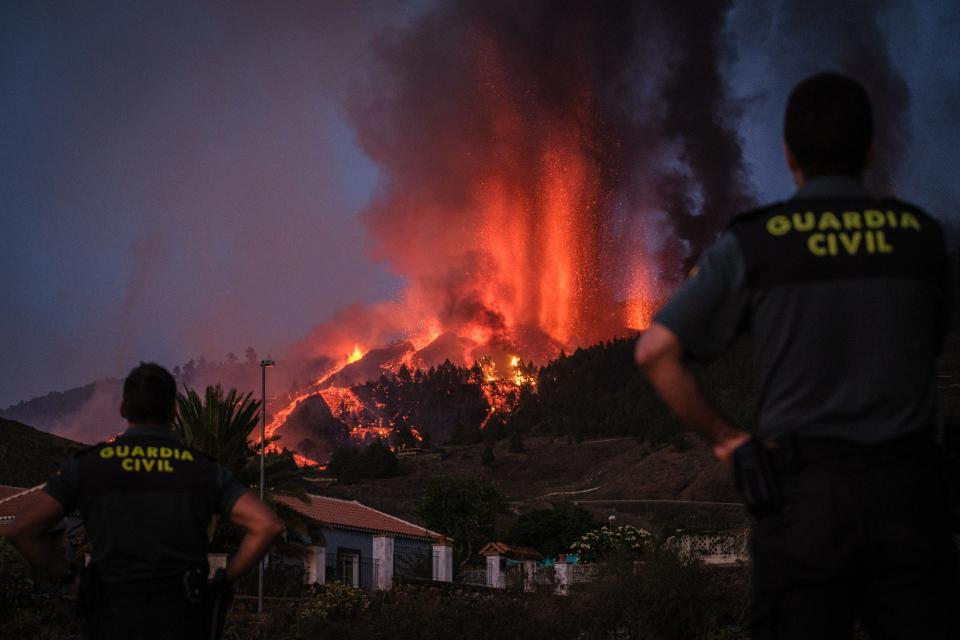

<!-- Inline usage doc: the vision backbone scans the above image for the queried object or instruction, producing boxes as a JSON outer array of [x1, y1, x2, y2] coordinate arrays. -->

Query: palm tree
[[175, 385, 320, 547]]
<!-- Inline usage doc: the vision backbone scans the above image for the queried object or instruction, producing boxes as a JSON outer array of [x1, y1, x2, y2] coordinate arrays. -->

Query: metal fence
[[394, 547, 433, 582], [569, 563, 598, 586], [533, 565, 556, 589], [457, 566, 487, 587], [327, 556, 378, 591]]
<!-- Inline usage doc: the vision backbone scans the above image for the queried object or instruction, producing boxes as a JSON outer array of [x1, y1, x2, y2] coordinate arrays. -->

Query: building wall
[[324, 528, 374, 559]]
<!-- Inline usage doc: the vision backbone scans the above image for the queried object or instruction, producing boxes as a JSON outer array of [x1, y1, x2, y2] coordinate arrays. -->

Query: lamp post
[[258, 358, 275, 614]]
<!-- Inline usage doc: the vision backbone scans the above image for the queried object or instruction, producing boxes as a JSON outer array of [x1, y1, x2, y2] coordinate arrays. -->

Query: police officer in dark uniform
[[8, 363, 284, 639], [635, 73, 957, 638]]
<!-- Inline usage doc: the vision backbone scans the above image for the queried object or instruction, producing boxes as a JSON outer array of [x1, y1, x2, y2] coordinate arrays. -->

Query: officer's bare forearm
[[225, 526, 283, 581], [8, 491, 70, 579], [8, 530, 70, 579], [635, 324, 743, 445], [225, 492, 285, 582]]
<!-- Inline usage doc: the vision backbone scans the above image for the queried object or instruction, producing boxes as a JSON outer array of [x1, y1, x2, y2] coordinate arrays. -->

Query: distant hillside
[[323, 435, 747, 537], [0, 418, 83, 487]]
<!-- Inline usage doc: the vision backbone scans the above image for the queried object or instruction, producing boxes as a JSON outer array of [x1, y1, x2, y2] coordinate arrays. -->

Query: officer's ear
[[783, 143, 805, 187]]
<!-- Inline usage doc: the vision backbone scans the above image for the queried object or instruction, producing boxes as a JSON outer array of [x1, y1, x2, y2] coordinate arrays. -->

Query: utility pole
[[258, 358, 275, 613]]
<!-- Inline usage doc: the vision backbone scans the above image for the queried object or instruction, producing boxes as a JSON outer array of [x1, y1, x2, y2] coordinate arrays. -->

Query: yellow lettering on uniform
[[142, 459, 155, 472], [827, 233, 838, 255], [162, 460, 174, 472], [767, 215, 791, 236], [160, 447, 172, 458], [122, 458, 135, 472], [131, 446, 145, 457], [116, 445, 129, 457], [147, 447, 158, 458], [100, 447, 114, 459], [865, 230, 876, 253], [886, 210, 898, 228], [819, 212, 842, 231], [842, 211, 862, 229], [808, 233, 827, 256], [839, 232, 862, 255], [877, 231, 894, 253], [792, 212, 815, 232], [900, 212, 921, 231], [864, 210, 885, 228], [180, 450, 194, 462]]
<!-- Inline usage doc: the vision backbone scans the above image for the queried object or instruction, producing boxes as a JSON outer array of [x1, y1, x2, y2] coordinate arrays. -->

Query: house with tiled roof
[[2, 484, 454, 592], [275, 493, 453, 590]]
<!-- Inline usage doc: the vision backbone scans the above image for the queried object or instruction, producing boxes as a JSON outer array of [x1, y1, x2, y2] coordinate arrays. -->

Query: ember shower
[[297, 0, 752, 366]]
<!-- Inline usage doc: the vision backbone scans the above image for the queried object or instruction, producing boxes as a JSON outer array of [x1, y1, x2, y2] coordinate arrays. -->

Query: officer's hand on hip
[[713, 430, 751, 471]]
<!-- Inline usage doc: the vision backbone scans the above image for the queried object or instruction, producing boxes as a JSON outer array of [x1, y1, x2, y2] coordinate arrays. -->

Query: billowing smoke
[[332, 0, 752, 358], [735, 0, 911, 195]]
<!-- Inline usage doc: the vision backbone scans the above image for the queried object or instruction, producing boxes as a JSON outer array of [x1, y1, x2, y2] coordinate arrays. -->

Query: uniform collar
[[792, 175, 869, 199], [123, 422, 180, 439]]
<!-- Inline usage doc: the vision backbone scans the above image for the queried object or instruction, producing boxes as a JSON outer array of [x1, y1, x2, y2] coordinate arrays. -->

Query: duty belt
[[766, 428, 934, 472]]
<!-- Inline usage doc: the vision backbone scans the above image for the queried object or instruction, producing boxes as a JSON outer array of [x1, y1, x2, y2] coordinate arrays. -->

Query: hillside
[[320, 434, 747, 537], [0, 418, 83, 487]]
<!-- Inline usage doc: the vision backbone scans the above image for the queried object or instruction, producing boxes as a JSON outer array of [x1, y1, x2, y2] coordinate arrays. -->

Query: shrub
[[291, 582, 370, 637], [570, 525, 654, 562], [0, 540, 80, 640]]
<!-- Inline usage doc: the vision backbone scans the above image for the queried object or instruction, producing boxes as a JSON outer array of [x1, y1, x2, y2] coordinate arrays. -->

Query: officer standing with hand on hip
[[7, 362, 285, 639], [635, 73, 957, 638]]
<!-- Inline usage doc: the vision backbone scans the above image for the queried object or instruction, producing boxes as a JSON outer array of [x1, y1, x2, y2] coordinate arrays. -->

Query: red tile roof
[[277, 493, 442, 542], [480, 541, 542, 560]]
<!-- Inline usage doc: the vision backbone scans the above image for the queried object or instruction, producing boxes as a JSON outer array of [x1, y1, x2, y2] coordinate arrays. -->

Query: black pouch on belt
[[733, 437, 783, 517], [76, 563, 102, 621]]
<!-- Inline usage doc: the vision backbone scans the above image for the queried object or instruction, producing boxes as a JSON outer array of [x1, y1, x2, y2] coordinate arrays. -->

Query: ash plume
[[346, 0, 752, 353], [749, 0, 911, 194]]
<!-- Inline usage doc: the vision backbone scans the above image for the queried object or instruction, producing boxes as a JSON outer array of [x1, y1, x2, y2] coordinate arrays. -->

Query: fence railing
[[327, 557, 378, 591], [457, 567, 487, 586], [569, 563, 598, 585], [394, 548, 433, 582]]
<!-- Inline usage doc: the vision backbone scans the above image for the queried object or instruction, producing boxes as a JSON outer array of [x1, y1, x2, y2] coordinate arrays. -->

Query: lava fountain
[[268, 1, 753, 462]]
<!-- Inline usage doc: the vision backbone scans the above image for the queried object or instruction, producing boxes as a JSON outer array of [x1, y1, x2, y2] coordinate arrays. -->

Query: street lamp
[[258, 358, 275, 614]]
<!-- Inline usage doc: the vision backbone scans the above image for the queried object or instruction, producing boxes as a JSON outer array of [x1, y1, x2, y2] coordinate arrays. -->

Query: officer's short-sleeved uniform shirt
[[655, 176, 951, 443], [44, 424, 247, 585]]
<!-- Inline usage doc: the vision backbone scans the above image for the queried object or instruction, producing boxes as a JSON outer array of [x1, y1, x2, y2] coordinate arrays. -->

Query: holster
[[941, 423, 960, 532], [204, 568, 234, 640], [733, 436, 783, 517], [76, 563, 102, 623]]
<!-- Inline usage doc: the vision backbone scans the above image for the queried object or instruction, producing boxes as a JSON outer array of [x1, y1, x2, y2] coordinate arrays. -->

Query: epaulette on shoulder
[[725, 201, 784, 231]]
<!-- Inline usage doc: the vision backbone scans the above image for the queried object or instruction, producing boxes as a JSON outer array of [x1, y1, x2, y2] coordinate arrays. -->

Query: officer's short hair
[[123, 363, 177, 424], [784, 73, 873, 178]]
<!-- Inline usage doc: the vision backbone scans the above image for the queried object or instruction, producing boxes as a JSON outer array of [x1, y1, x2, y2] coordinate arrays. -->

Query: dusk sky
[[2, 0, 958, 408]]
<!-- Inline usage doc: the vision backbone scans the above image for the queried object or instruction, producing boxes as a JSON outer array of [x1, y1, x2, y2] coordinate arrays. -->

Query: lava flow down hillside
[[266, 0, 753, 464]]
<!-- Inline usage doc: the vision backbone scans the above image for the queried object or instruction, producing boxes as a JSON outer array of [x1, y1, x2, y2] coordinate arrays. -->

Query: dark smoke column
[[347, 0, 751, 351]]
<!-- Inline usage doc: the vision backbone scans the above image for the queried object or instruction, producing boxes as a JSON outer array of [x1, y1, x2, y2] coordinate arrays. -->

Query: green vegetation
[[349, 336, 756, 449], [325, 440, 399, 484], [506, 506, 598, 558], [175, 384, 319, 543], [570, 525, 654, 563], [417, 476, 509, 566], [506, 336, 755, 443], [215, 550, 750, 640], [0, 540, 79, 640]]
